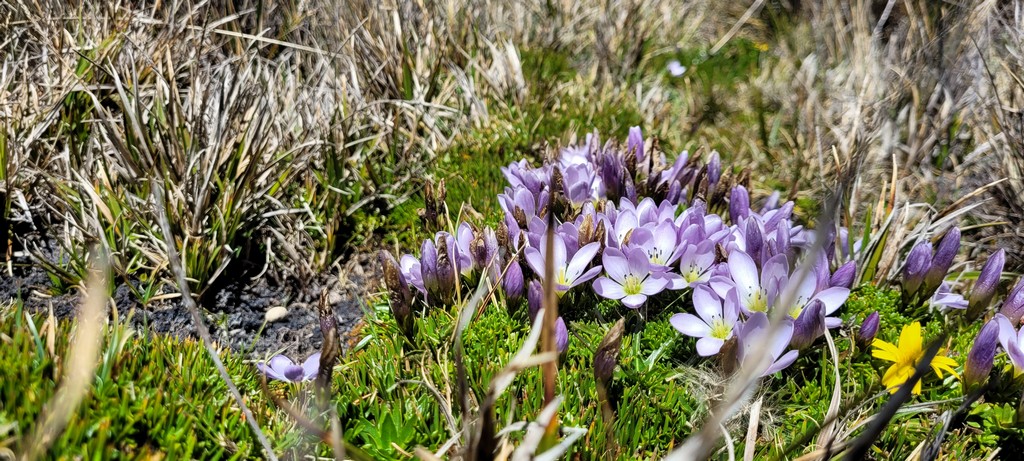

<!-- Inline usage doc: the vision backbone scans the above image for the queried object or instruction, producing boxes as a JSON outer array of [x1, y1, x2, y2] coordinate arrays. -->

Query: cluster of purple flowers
[[384, 128, 855, 372]]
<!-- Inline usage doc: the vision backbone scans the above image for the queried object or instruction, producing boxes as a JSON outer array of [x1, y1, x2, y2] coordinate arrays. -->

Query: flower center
[[683, 264, 702, 283], [748, 290, 768, 312], [623, 275, 644, 296], [556, 267, 569, 286], [789, 305, 803, 319], [710, 318, 731, 340]]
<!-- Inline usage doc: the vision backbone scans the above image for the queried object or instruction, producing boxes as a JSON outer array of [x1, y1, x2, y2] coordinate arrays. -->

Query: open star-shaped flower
[[871, 322, 958, 394]]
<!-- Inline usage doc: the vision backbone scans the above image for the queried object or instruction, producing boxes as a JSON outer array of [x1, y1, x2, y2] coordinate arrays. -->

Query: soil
[[0, 238, 380, 360]]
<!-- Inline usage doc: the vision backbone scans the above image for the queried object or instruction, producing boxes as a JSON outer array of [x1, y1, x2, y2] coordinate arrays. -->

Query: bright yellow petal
[[931, 355, 959, 379], [898, 322, 923, 356], [881, 364, 914, 393], [872, 340, 900, 363], [912, 379, 922, 395]]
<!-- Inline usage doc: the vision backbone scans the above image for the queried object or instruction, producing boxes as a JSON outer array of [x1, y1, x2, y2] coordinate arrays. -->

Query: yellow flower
[[871, 322, 958, 395]]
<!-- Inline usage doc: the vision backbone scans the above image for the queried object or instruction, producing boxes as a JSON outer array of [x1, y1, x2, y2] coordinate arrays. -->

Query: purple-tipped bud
[[745, 220, 763, 265], [707, 152, 721, 188], [791, 300, 826, 350], [527, 280, 543, 321], [1001, 279, 1024, 325], [502, 260, 525, 302], [555, 317, 569, 354], [964, 319, 1000, 392], [830, 261, 857, 289], [730, 186, 750, 224], [923, 228, 960, 293], [968, 249, 1006, 318], [421, 239, 439, 295], [857, 311, 880, 347], [628, 126, 645, 163], [901, 241, 933, 296]]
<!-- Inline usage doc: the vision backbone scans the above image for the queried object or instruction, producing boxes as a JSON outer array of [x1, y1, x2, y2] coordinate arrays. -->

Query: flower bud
[[527, 280, 543, 321], [857, 311, 880, 347], [502, 260, 525, 302], [730, 185, 750, 224], [594, 318, 626, 383], [707, 152, 721, 188], [555, 317, 569, 354], [420, 239, 439, 295], [435, 235, 457, 303], [964, 319, 1000, 392], [745, 219, 763, 265], [791, 300, 826, 350], [924, 227, 960, 295], [830, 261, 857, 289], [1001, 279, 1024, 325], [379, 250, 414, 339], [968, 249, 1005, 319], [628, 126, 644, 163], [471, 227, 498, 272], [901, 241, 933, 297]]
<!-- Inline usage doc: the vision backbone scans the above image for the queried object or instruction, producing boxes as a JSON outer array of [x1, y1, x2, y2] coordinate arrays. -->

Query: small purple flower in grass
[[830, 261, 856, 289], [593, 247, 670, 308], [629, 221, 683, 269], [678, 241, 716, 287], [400, 254, 425, 296], [555, 317, 569, 354], [902, 241, 932, 296], [964, 319, 1000, 391], [1001, 279, 1024, 325], [525, 234, 602, 296], [736, 312, 799, 377], [924, 227, 960, 294], [857, 311, 880, 346], [790, 299, 826, 350], [713, 251, 787, 315], [527, 280, 543, 321], [730, 186, 750, 224], [996, 314, 1024, 374], [258, 352, 321, 383], [969, 249, 1005, 318], [502, 259, 525, 302], [670, 285, 740, 356], [931, 282, 967, 311]]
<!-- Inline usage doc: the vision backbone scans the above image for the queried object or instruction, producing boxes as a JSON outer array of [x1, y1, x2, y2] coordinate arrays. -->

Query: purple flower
[[629, 221, 683, 270], [712, 251, 787, 315], [902, 241, 933, 296], [420, 239, 438, 295], [470, 226, 499, 272], [555, 317, 569, 354], [924, 227, 960, 294], [706, 152, 721, 189], [257, 353, 321, 383], [930, 282, 967, 311], [790, 299, 826, 350], [736, 312, 799, 377], [525, 234, 602, 296], [627, 126, 645, 164], [995, 314, 1024, 374], [667, 60, 687, 77], [729, 186, 750, 224], [502, 259, 525, 302], [1000, 279, 1024, 325], [964, 319, 1000, 391], [678, 241, 717, 287], [593, 247, 670, 308], [969, 249, 1005, 317], [400, 254, 425, 296], [562, 163, 601, 207], [830, 261, 856, 289], [527, 280, 543, 321], [857, 311, 880, 346], [670, 285, 740, 356]]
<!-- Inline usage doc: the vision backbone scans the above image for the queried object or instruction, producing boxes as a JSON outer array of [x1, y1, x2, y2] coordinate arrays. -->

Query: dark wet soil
[[0, 238, 379, 360]]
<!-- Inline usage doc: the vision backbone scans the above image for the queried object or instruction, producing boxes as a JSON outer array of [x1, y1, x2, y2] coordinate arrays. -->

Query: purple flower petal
[[593, 277, 626, 300]]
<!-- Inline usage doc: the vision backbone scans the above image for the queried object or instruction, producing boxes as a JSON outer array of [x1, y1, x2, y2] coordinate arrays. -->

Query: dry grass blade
[[743, 396, 762, 461], [18, 251, 109, 460], [151, 184, 279, 461], [815, 328, 843, 454]]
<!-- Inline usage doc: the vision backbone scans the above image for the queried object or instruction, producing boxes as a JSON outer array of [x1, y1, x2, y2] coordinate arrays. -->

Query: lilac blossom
[[629, 220, 684, 269], [670, 285, 740, 356], [555, 317, 569, 353], [400, 254, 425, 296], [736, 312, 798, 376], [857, 311, 880, 346], [931, 282, 967, 311], [678, 241, 717, 287], [830, 261, 856, 289], [1001, 279, 1024, 325], [257, 353, 321, 383], [711, 251, 787, 315], [924, 227, 960, 294], [964, 319, 1000, 391], [593, 247, 671, 308], [525, 233, 602, 296], [995, 314, 1024, 374], [969, 249, 1006, 317]]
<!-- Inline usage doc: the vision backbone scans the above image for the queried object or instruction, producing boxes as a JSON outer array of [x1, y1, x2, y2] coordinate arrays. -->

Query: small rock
[[265, 306, 289, 323]]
